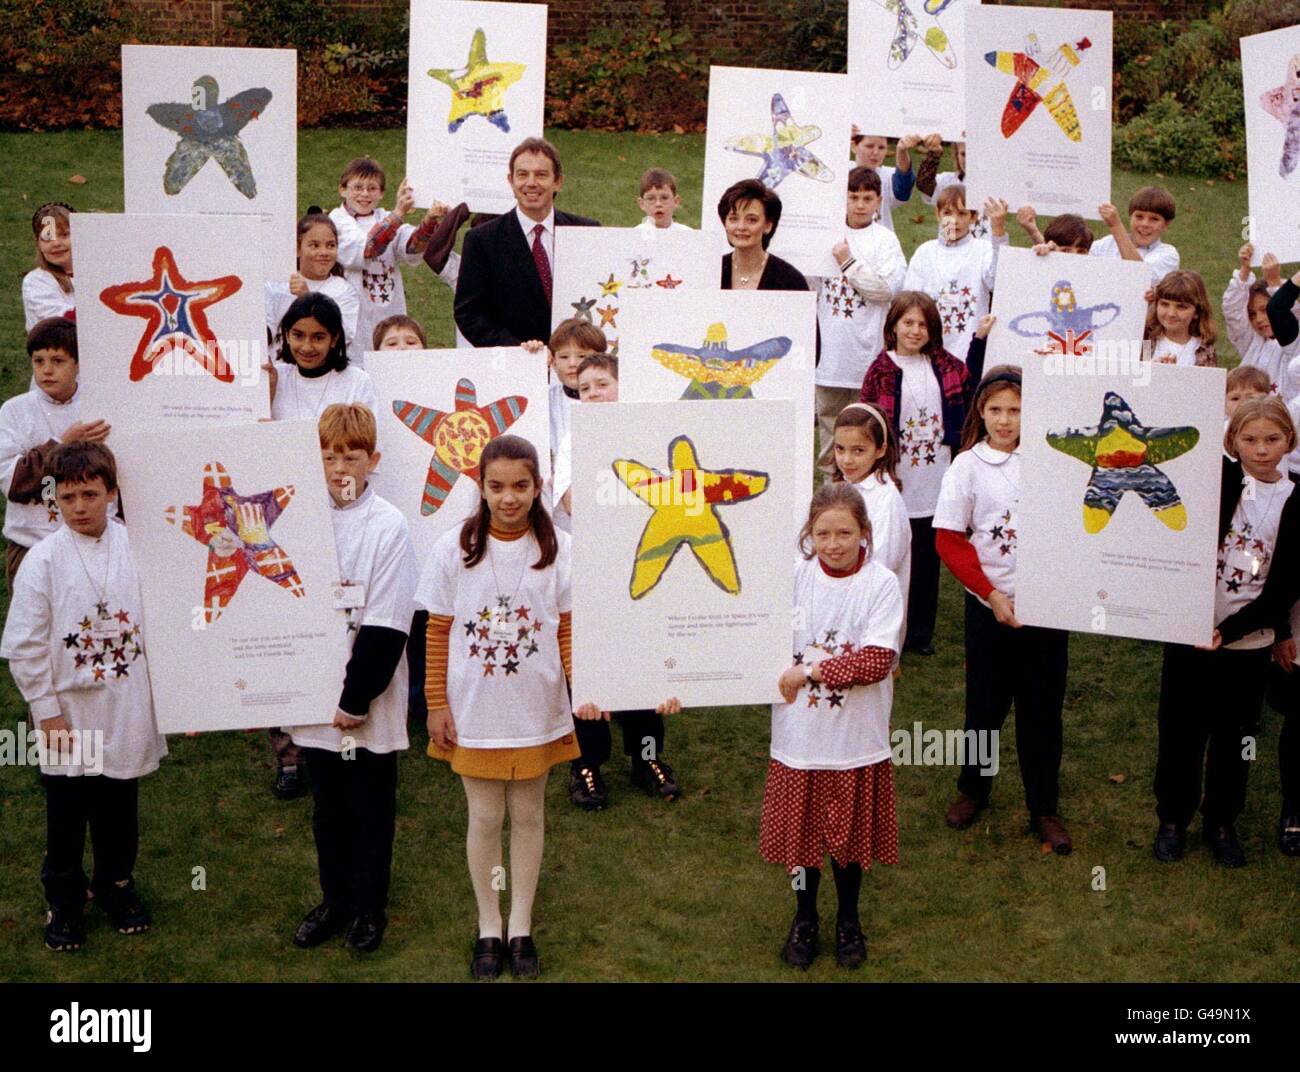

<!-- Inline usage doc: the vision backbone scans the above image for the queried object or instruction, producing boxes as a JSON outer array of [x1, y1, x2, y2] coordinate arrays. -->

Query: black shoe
[[781, 915, 819, 970], [44, 907, 85, 952], [835, 919, 867, 969], [293, 902, 350, 948], [568, 765, 608, 811], [273, 766, 305, 800], [508, 935, 540, 978], [631, 756, 681, 801], [1278, 814, 1300, 857], [471, 936, 505, 979], [345, 911, 386, 953], [1203, 823, 1246, 868], [1152, 822, 1186, 862], [906, 641, 935, 657], [102, 880, 151, 935]]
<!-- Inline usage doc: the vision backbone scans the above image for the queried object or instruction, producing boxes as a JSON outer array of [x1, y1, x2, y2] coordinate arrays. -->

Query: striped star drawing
[[165, 462, 304, 625], [392, 378, 527, 515]]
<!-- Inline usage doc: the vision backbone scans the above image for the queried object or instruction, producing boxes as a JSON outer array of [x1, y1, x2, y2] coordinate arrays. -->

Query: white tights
[[460, 773, 547, 940]]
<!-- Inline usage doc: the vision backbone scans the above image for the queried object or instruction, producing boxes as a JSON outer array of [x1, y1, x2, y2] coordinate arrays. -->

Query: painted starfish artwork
[[165, 462, 304, 625], [726, 93, 835, 190], [1046, 393, 1200, 534], [872, 0, 959, 71], [651, 322, 793, 399], [1008, 280, 1121, 356], [1260, 53, 1300, 177], [392, 378, 527, 516], [614, 434, 770, 599], [428, 28, 525, 134], [99, 246, 242, 382], [146, 76, 271, 198], [986, 34, 1092, 142]]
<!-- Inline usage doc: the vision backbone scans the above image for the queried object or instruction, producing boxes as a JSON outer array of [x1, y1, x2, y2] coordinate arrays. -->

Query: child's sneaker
[[45, 906, 85, 952], [631, 756, 681, 801], [568, 765, 608, 811], [103, 880, 151, 935]]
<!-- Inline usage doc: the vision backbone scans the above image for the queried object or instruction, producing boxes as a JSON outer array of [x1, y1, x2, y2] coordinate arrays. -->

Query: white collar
[[972, 441, 1019, 465], [68, 519, 114, 547], [516, 206, 555, 237], [39, 383, 79, 408], [332, 483, 375, 512]]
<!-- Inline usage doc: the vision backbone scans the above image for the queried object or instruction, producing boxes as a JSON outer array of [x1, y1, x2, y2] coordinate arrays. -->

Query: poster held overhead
[[1241, 26, 1300, 265]]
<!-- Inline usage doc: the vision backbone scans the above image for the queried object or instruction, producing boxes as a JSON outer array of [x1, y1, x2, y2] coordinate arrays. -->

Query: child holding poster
[[860, 292, 972, 656], [1094, 188, 1181, 287], [1155, 397, 1300, 868], [266, 210, 361, 351], [417, 435, 578, 980], [288, 404, 418, 955], [762, 481, 903, 971], [0, 442, 166, 951], [933, 365, 1073, 855], [1225, 244, 1298, 396], [916, 137, 993, 242], [1144, 270, 1219, 368], [23, 202, 76, 331], [849, 128, 918, 233]]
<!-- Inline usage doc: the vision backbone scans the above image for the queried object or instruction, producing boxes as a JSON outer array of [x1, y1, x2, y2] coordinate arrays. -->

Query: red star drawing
[[655, 275, 682, 289], [99, 246, 242, 384], [514, 605, 530, 621], [115, 609, 131, 624]]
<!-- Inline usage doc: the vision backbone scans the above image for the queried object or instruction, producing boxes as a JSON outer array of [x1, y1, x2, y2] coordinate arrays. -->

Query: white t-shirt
[[893, 352, 950, 517], [852, 473, 911, 642], [1217, 474, 1295, 650], [271, 363, 377, 423], [289, 488, 417, 754], [549, 380, 574, 456], [416, 527, 573, 748], [932, 441, 1021, 603], [0, 521, 167, 778], [770, 555, 903, 770], [635, 217, 695, 232], [920, 173, 991, 241], [1091, 234, 1180, 287], [0, 386, 83, 548], [903, 232, 1005, 362], [22, 269, 75, 332], [1287, 380, 1300, 475], [265, 274, 361, 353], [1223, 272, 1300, 396], [1150, 335, 1202, 366], [816, 223, 907, 388], [551, 428, 572, 535], [875, 164, 907, 234]]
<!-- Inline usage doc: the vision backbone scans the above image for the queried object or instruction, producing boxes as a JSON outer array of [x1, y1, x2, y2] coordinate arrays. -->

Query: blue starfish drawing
[[1009, 279, 1121, 356], [146, 76, 271, 199], [725, 94, 835, 190]]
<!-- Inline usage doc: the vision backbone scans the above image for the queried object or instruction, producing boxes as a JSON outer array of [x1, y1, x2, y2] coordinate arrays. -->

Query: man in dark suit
[[454, 137, 600, 347]]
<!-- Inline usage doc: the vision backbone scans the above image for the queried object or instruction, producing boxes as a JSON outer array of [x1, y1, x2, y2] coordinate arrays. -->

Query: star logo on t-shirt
[[460, 595, 543, 679], [67, 604, 141, 684]]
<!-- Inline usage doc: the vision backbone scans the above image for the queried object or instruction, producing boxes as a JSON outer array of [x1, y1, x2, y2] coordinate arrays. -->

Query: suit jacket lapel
[[504, 212, 549, 313]]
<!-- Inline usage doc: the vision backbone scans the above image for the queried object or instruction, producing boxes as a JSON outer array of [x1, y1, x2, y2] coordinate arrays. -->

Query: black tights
[[794, 859, 862, 924]]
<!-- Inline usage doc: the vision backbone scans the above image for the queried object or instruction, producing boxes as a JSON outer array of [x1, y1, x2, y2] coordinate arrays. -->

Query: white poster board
[[367, 348, 551, 562], [617, 289, 817, 530], [964, 4, 1111, 218], [121, 45, 297, 281], [550, 226, 716, 353], [702, 66, 853, 275], [72, 213, 269, 439], [114, 420, 347, 733], [406, 0, 548, 213], [986, 246, 1149, 368], [1242, 26, 1300, 266], [1016, 359, 1224, 645], [848, 0, 979, 142], [571, 399, 795, 710]]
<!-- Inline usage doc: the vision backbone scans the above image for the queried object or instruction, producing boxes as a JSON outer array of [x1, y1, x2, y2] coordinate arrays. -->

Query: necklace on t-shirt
[[1240, 474, 1287, 577], [487, 531, 534, 641]]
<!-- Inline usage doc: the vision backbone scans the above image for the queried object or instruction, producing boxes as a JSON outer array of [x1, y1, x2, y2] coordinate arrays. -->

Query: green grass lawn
[[1, 128, 1297, 982]]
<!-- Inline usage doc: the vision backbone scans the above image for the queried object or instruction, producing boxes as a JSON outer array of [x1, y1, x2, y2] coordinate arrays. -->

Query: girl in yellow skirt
[[416, 435, 577, 980]]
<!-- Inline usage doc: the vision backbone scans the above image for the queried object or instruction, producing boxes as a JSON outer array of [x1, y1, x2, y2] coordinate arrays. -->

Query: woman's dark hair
[[460, 435, 558, 570], [296, 207, 344, 278], [882, 290, 946, 361], [717, 179, 782, 249], [277, 292, 349, 371], [958, 365, 1022, 454]]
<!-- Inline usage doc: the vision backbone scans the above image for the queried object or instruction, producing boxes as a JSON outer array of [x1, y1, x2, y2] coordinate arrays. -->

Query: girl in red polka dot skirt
[[762, 482, 904, 970]]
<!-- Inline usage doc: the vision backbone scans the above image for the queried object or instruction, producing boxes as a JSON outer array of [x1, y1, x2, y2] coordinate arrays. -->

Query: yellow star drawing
[[428, 28, 525, 134], [598, 273, 623, 297]]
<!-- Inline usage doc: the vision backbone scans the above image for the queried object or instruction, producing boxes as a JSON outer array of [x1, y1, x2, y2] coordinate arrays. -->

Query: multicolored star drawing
[[599, 273, 623, 297], [655, 275, 683, 289], [1260, 53, 1300, 178], [1008, 279, 1121, 357], [614, 434, 770, 599], [1046, 393, 1200, 534], [726, 93, 834, 190], [986, 34, 1092, 142], [146, 76, 271, 198], [67, 606, 142, 682], [872, 0, 959, 71], [392, 378, 527, 516], [651, 322, 792, 399], [164, 461, 305, 625], [428, 28, 526, 134], [99, 246, 242, 383]]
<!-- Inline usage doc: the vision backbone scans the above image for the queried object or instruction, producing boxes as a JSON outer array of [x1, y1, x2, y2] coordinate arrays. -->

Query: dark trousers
[[42, 774, 139, 916], [956, 595, 1069, 817], [407, 611, 428, 722], [1267, 665, 1300, 815], [1155, 644, 1268, 828], [268, 728, 302, 770], [906, 516, 940, 648], [573, 710, 666, 768], [303, 747, 398, 917]]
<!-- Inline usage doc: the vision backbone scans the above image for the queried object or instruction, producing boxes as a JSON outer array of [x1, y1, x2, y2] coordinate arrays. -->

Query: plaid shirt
[[859, 348, 971, 450]]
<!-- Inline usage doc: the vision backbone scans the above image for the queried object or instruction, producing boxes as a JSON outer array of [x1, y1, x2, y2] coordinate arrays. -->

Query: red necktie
[[531, 223, 552, 305]]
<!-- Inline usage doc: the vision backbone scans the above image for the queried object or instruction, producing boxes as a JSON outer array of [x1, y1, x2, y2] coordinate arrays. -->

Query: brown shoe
[[945, 793, 988, 829], [1034, 814, 1073, 855]]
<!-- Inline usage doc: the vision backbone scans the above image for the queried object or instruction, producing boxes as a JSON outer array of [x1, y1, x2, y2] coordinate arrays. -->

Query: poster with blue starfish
[[986, 247, 1149, 369], [1014, 359, 1224, 646], [702, 66, 853, 275], [848, 0, 977, 141], [549, 227, 714, 353], [406, 0, 548, 214], [112, 419, 348, 733], [71, 212, 269, 437], [618, 290, 817, 532], [569, 399, 796, 711], [122, 46, 298, 280], [1242, 27, 1300, 266]]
